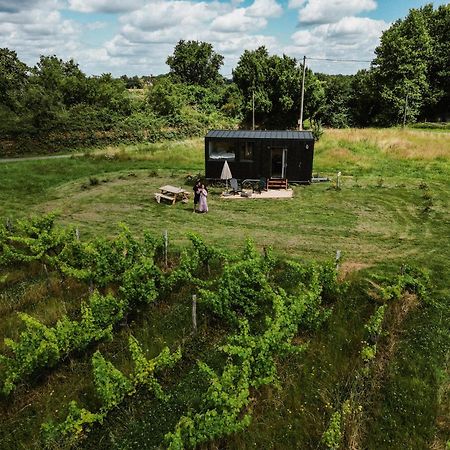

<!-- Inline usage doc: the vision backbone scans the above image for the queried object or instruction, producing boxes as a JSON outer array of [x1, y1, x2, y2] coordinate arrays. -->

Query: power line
[[306, 57, 372, 63]]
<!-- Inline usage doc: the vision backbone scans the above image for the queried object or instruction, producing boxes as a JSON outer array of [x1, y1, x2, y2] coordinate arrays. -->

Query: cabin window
[[240, 142, 254, 162], [208, 141, 236, 161]]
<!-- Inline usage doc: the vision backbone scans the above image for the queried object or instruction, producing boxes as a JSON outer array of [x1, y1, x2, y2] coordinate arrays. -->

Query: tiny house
[[205, 130, 314, 184]]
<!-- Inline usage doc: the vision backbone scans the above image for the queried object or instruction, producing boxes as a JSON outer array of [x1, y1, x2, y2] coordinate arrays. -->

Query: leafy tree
[[33, 56, 89, 107], [232, 46, 273, 125], [146, 76, 186, 117], [348, 69, 379, 127], [316, 74, 353, 128], [120, 75, 142, 89], [233, 47, 325, 129], [86, 74, 131, 114], [421, 4, 450, 121], [219, 82, 244, 118], [0, 48, 29, 113], [372, 8, 432, 124], [167, 40, 224, 86]]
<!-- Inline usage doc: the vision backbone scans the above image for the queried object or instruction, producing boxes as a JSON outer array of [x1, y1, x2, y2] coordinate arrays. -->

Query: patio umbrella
[[220, 160, 232, 191]]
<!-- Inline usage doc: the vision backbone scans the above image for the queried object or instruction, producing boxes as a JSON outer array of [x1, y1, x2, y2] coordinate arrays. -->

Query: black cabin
[[205, 130, 314, 184]]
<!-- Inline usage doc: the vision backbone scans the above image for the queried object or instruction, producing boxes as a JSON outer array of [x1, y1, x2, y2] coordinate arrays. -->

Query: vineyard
[[0, 213, 443, 449], [0, 127, 449, 449]]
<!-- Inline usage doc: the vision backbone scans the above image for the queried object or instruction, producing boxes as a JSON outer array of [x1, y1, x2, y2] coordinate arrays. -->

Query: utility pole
[[252, 86, 255, 130], [402, 91, 409, 128], [299, 55, 306, 131]]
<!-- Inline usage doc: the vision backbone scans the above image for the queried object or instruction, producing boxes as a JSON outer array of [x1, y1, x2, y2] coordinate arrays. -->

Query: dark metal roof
[[206, 129, 314, 140]]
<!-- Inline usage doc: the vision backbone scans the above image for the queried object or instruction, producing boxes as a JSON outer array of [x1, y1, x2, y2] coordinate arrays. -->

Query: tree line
[[0, 4, 448, 153]]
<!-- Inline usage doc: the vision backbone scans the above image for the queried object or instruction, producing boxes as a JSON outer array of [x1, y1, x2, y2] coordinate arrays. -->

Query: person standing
[[198, 184, 208, 213], [193, 180, 201, 213]]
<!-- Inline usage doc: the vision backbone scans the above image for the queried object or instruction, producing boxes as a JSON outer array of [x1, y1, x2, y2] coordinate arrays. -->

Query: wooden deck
[[221, 189, 293, 199], [267, 178, 288, 189]]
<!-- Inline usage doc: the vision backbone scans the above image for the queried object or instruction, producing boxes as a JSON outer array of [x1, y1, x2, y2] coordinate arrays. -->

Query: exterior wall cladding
[[205, 130, 315, 184]]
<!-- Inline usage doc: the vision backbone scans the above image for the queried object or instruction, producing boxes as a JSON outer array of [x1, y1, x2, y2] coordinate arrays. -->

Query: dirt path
[[0, 154, 81, 163]]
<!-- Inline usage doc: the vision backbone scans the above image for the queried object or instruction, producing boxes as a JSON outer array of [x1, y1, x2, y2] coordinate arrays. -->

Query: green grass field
[[0, 128, 449, 449]]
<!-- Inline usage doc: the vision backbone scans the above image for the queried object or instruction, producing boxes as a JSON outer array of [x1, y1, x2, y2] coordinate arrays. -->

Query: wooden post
[[75, 228, 80, 241], [299, 55, 306, 131], [335, 250, 341, 271], [192, 294, 197, 334], [164, 230, 168, 268]]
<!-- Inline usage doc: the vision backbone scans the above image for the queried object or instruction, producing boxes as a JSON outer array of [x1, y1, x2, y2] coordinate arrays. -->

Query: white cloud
[[0, 9, 82, 62], [68, 0, 143, 13], [287, 16, 388, 74], [0, 0, 388, 76], [212, 8, 267, 33], [246, 0, 283, 18], [121, 1, 221, 32], [85, 21, 107, 30], [294, 0, 377, 24], [104, 0, 280, 74], [288, 0, 306, 9], [0, 0, 61, 13]]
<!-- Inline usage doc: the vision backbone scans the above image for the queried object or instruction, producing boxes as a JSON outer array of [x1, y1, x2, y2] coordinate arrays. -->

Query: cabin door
[[271, 148, 287, 178]]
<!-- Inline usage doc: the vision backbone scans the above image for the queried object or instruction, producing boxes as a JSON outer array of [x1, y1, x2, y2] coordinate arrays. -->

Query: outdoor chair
[[254, 177, 267, 193], [230, 178, 240, 194]]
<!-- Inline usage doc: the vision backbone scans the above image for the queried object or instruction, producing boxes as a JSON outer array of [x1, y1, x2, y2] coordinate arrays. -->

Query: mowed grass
[[1, 128, 448, 291], [0, 128, 449, 449]]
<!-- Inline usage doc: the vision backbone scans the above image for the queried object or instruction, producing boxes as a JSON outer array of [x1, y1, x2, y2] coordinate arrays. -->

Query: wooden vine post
[[192, 294, 197, 334]]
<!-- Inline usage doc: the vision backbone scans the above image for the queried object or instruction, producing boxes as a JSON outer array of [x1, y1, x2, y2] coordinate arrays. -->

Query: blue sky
[[0, 0, 448, 76]]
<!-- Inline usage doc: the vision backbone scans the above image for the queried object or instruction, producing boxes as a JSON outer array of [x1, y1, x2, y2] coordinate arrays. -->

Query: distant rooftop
[[206, 130, 314, 140]]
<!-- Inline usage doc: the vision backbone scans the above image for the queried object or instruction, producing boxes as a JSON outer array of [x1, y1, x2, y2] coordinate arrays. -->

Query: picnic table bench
[[154, 185, 190, 204]]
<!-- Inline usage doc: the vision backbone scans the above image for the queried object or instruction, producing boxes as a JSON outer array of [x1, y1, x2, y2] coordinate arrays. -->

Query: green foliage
[[59, 224, 145, 287], [378, 265, 431, 303], [0, 213, 73, 267], [120, 256, 161, 305], [1, 313, 60, 395], [233, 46, 325, 128], [92, 351, 134, 409], [360, 304, 386, 363], [360, 344, 377, 363], [321, 411, 343, 450], [167, 40, 224, 86], [165, 357, 252, 449], [165, 243, 342, 448], [364, 305, 387, 340], [311, 119, 324, 141], [0, 291, 123, 395], [43, 338, 180, 447], [371, 4, 450, 124], [129, 336, 181, 399], [0, 220, 172, 395], [187, 233, 225, 271], [88, 291, 127, 328], [41, 400, 104, 448], [147, 77, 186, 117], [0, 48, 29, 113], [2, 218, 439, 449], [199, 257, 274, 325], [316, 74, 352, 128]]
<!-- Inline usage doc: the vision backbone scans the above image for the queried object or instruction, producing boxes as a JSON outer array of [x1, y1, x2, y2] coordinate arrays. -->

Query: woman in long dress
[[198, 184, 208, 213]]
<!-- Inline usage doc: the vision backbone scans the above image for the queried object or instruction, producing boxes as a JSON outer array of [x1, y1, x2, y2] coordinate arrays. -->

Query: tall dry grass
[[325, 128, 450, 160], [88, 138, 204, 168]]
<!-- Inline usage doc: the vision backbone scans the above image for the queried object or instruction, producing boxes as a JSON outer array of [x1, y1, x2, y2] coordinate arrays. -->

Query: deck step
[[267, 178, 288, 189]]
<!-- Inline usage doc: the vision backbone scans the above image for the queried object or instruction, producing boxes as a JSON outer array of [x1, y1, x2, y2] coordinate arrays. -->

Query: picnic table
[[154, 185, 190, 204]]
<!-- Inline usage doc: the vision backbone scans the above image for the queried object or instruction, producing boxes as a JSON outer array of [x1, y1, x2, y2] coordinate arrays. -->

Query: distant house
[[205, 130, 315, 184]]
